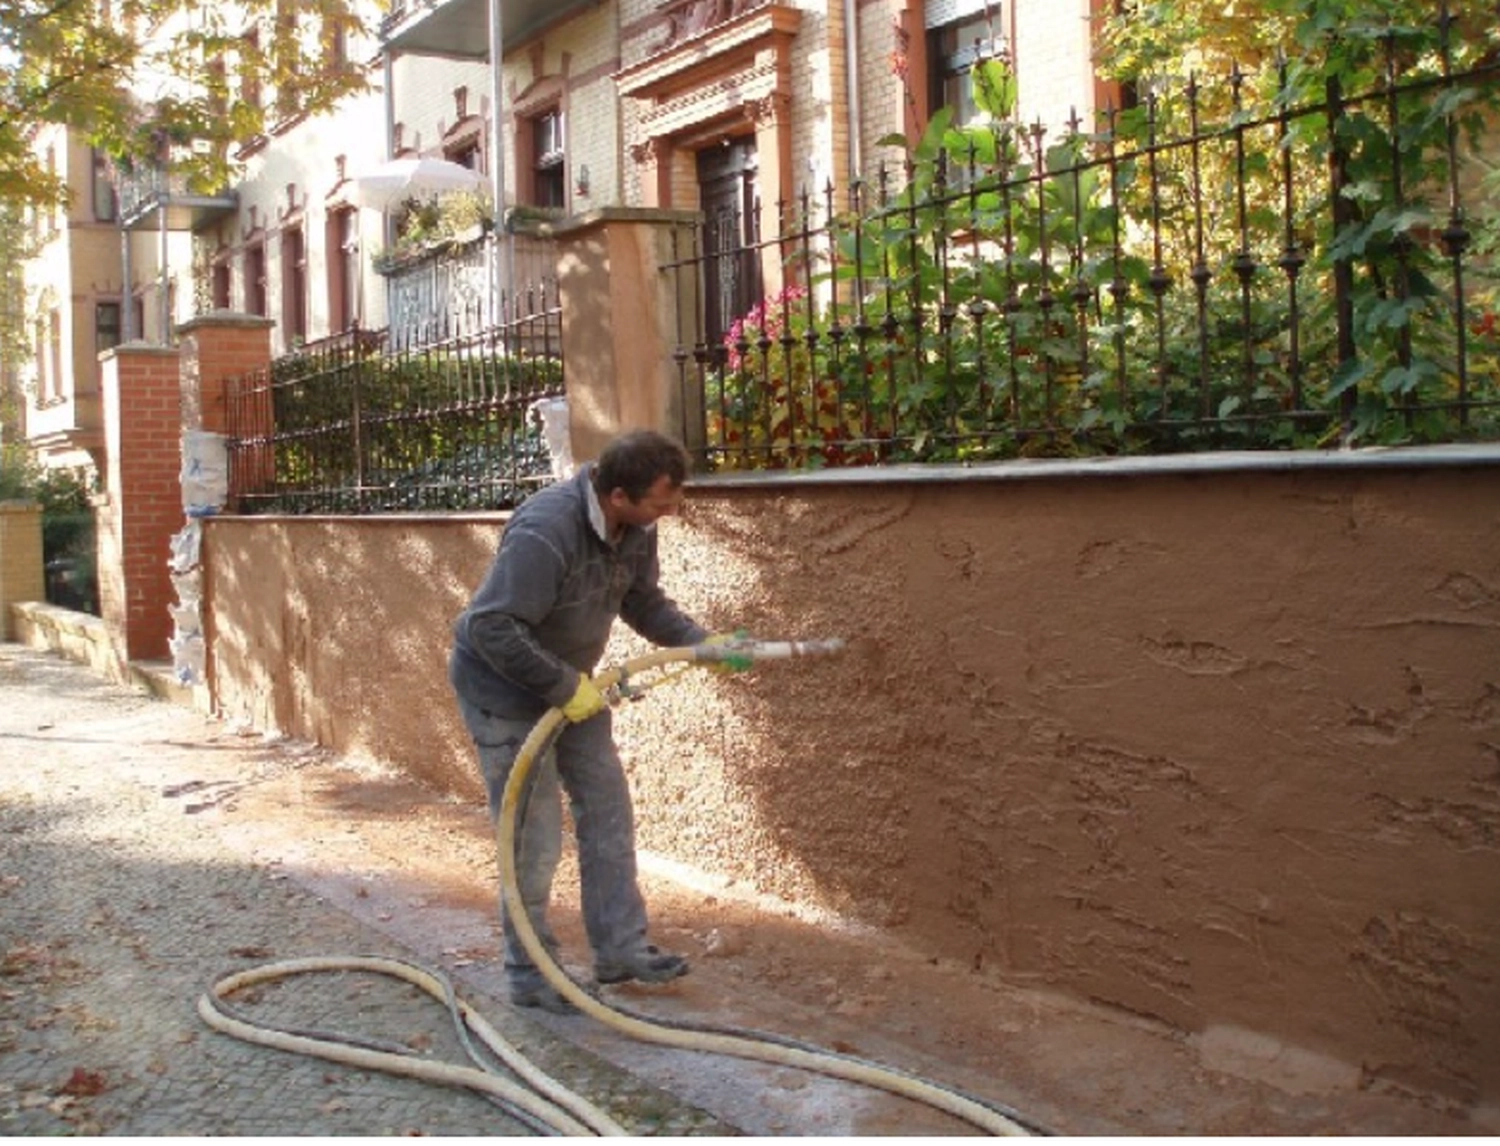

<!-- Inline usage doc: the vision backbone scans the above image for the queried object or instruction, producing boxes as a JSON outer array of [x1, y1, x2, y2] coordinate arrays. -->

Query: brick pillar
[[178, 311, 275, 433], [178, 312, 275, 501], [99, 344, 182, 663], [0, 501, 44, 640]]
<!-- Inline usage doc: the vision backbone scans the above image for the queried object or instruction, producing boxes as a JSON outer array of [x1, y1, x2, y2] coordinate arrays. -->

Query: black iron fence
[[224, 285, 564, 514], [666, 17, 1500, 471]]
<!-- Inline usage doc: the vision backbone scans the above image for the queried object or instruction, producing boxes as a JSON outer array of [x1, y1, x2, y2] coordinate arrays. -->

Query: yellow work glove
[[704, 631, 754, 674], [561, 675, 607, 722]]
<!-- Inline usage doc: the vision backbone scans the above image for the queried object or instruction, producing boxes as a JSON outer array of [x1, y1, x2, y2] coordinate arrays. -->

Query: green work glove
[[704, 631, 754, 673], [561, 674, 607, 722]]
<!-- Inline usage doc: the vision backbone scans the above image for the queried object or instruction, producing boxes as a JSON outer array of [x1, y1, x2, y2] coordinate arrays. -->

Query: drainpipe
[[120, 226, 135, 343], [383, 46, 395, 328], [159, 200, 170, 344], [844, 0, 863, 183], [488, 0, 514, 323], [383, 46, 395, 250]]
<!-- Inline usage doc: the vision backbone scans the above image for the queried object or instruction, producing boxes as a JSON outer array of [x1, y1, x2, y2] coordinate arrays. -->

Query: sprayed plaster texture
[[202, 463, 1500, 1105]]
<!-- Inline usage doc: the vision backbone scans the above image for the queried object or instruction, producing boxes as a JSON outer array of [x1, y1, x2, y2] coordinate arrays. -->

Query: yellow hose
[[197, 639, 1044, 1135], [497, 641, 1040, 1137], [198, 953, 627, 1134]]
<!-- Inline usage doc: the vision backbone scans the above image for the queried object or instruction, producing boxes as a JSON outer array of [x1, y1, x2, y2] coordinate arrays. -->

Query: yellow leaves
[[707, 370, 874, 469]]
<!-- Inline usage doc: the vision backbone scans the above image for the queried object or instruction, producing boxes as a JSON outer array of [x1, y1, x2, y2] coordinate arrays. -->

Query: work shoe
[[594, 945, 690, 985], [511, 983, 579, 1016]]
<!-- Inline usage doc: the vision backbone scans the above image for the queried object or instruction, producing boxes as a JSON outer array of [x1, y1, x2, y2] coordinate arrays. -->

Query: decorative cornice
[[615, 2, 801, 103], [742, 91, 790, 127], [633, 57, 784, 142], [654, 0, 770, 54]]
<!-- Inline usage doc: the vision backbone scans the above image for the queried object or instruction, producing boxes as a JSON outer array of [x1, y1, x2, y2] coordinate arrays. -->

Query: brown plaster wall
[[203, 516, 491, 802], [201, 463, 1500, 1104]]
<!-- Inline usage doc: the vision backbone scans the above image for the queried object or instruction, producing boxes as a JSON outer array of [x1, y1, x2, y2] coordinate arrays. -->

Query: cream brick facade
[[207, 54, 389, 354], [20, 123, 127, 474], [1011, 0, 1097, 138], [0, 502, 45, 639], [16, 0, 1104, 437]]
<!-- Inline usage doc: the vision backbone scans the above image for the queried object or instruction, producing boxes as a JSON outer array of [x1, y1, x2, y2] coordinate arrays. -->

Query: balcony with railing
[[379, 0, 599, 57], [376, 225, 559, 349], [117, 161, 237, 233]]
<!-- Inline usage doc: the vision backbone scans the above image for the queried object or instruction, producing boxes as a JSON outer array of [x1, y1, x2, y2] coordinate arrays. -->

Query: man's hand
[[704, 631, 754, 673], [561, 675, 607, 722]]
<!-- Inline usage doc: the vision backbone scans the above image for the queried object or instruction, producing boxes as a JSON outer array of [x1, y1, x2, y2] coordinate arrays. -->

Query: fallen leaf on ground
[[58, 1068, 109, 1097]]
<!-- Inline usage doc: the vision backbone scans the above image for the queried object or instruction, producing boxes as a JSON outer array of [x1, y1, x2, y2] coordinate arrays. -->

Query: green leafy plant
[[374, 192, 495, 273], [708, 5, 1500, 470], [709, 284, 882, 469]]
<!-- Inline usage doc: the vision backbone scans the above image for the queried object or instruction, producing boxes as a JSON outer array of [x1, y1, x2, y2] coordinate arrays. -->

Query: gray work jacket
[[448, 465, 707, 720]]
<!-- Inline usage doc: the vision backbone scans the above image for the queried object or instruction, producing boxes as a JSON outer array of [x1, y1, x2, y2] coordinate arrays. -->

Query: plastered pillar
[[552, 208, 703, 463]]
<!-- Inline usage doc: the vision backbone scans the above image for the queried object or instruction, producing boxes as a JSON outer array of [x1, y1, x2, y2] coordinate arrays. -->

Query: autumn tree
[[0, 0, 372, 211]]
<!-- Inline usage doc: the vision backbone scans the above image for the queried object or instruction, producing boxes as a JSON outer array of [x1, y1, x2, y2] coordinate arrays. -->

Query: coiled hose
[[199, 638, 1048, 1136]]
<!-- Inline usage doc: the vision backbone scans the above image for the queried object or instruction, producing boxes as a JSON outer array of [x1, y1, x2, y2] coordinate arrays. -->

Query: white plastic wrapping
[[530, 396, 575, 481], [181, 430, 229, 512], [169, 519, 202, 574], [169, 633, 206, 684]]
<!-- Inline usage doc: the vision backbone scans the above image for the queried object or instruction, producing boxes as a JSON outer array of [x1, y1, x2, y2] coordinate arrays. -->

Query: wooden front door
[[696, 138, 763, 355]]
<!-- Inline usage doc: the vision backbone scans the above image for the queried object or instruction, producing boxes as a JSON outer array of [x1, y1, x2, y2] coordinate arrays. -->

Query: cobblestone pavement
[[0, 643, 731, 1137]]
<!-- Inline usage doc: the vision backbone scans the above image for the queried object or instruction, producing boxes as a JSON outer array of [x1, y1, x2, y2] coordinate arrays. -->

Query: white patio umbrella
[[350, 157, 488, 212]]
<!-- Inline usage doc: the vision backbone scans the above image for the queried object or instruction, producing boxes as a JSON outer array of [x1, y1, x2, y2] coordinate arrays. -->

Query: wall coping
[[203, 443, 1500, 524], [693, 442, 1500, 490], [520, 206, 701, 239], [99, 342, 180, 361], [177, 311, 277, 335]]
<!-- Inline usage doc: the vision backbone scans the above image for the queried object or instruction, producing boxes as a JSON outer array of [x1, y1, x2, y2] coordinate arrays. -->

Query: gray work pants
[[455, 695, 650, 990]]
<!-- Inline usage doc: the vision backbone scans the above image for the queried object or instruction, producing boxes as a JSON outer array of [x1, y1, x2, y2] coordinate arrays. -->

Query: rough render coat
[[202, 464, 1500, 1106]]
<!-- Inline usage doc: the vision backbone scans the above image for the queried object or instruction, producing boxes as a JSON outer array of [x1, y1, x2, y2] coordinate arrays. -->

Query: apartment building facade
[[13, 0, 1103, 470], [16, 123, 139, 474]]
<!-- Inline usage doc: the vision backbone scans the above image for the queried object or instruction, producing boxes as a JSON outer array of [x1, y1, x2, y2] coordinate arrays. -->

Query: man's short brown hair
[[594, 430, 691, 501]]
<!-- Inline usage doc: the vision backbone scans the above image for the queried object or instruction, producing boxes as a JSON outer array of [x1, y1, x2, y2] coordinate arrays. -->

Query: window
[[327, 207, 360, 331], [212, 259, 232, 309], [45, 146, 61, 235], [96, 302, 122, 355], [325, 16, 348, 70], [37, 309, 62, 403], [32, 319, 45, 403], [92, 150, 117, 222], [281, 225, 307, 343], [1094, 0, 1138, 116], [528, 108, 565, 209], [240, 29, 262, 114], [207, 56, 228, 121], [928, 5, 1009, 127], [274, 2, 300, 121], [447, 139, 481, 172], [244, 242, 267, 316]]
